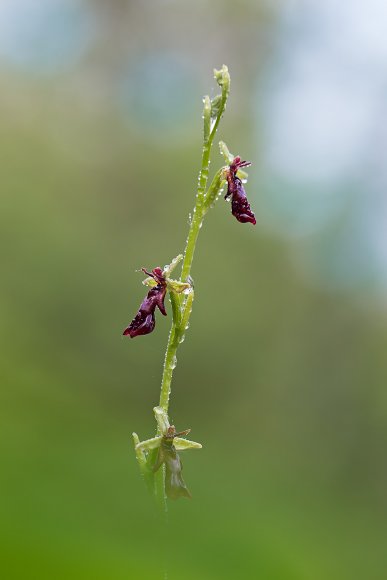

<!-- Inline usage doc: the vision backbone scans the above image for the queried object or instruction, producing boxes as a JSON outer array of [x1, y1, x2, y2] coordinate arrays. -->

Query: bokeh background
[[1, 1, 387, 579]]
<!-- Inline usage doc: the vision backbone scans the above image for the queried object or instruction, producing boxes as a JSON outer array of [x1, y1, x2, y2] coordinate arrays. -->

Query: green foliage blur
[[1, 2, 387, 579]]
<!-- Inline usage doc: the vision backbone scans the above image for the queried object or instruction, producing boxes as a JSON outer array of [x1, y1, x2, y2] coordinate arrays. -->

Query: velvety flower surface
[[123, 267, 167, 338], [153, 426, 191, 500], [225, 156, 256, 225]]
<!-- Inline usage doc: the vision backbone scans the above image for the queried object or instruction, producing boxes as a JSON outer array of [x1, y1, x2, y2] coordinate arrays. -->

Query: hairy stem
[[181, 69, 229, 282], [156, 66, 230, 505], [159, 292, 181, 411]]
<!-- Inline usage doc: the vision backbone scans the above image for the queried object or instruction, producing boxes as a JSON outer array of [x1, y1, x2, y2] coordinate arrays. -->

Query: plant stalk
[[156, 66, 230, 505]]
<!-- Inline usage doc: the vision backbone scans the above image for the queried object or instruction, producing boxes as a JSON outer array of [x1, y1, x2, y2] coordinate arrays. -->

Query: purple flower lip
[[123, 267, 167, 338], [225, 156, 256, 225]]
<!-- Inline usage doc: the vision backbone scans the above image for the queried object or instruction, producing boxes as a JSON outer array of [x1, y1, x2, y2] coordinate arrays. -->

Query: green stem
[[159, 292, 180, 411], [180, 204, 204, 283], [154, 464, 166, 513], [181, 67, 229, 282], [156, 65, 230, 505]]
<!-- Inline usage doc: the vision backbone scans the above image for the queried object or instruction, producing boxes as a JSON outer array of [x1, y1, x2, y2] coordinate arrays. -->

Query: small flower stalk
[[124, 65, 256, 506]]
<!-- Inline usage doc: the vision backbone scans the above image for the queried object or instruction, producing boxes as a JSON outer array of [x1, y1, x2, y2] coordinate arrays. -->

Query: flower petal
[[230, 179, 256, 225], [123, 310, 155, 338]]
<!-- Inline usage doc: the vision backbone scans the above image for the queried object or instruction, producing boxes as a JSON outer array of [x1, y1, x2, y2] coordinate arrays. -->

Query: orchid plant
[[123, 65, 256, 508]]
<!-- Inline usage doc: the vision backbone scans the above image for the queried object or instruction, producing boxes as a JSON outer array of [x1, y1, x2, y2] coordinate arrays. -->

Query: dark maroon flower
[[153, 426, 191, 500], [225, 156, 256, 225], [123, 267, 167, 338]]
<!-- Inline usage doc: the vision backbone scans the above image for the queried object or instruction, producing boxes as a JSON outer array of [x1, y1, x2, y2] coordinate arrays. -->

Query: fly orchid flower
[[225, 156, 256, 225], [123, 255, 191, 339], [123, 267, 167, 338], [152, 425, 192, 500], [133, 406, 202, 500]]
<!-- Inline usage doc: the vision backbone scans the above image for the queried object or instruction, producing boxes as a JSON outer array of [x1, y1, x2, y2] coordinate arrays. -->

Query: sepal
[[135, 435, 163, 453], [162, 254, 183, 278], [167, 279, 191, 294], [142, 276, 157, 288], [132, 432, 146, 467], [174, 437, 202, 451], [219, 140, 233, 164], [154, 406, 170, 434]]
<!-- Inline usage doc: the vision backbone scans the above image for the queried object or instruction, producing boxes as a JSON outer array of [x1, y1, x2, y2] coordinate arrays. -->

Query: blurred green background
[[1, 1, 387, 579]]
